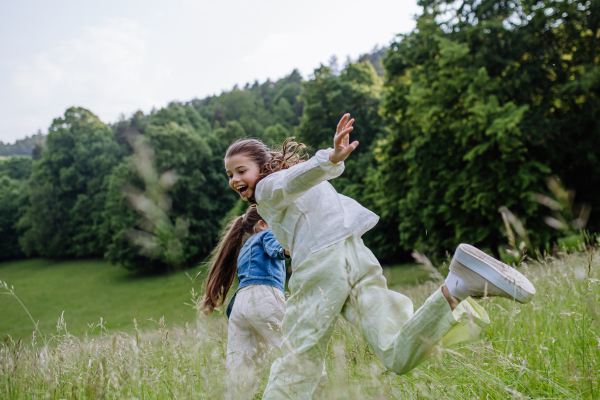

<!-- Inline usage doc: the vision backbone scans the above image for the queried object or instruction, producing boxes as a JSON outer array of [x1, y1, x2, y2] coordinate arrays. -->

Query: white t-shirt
[[255, 148, 379, 268]]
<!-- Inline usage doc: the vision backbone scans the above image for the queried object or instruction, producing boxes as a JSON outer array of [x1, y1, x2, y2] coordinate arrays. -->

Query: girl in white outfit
[[223, 113, 536, 400]]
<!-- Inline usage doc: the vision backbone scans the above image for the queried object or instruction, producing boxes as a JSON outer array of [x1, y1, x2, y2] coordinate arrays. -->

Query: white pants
[[262, 236, 490, 400], [226, 284, 286, 400]]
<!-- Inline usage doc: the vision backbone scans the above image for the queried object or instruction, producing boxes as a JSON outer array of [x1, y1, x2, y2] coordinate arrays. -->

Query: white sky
[[0, 0, 420, 144]]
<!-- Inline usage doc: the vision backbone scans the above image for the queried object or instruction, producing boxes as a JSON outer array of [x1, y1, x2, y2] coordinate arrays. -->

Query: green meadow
[[0, 258, 429, 340], [0, 259, 203, 340]]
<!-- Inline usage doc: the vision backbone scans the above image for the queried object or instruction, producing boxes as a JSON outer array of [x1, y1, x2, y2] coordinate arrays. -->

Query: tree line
[[0, 132, 45, 157], [1, 0, 598, 270]]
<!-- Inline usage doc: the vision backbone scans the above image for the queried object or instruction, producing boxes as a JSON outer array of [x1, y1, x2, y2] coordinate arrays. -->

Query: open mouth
[[237, 185, 249, 197]]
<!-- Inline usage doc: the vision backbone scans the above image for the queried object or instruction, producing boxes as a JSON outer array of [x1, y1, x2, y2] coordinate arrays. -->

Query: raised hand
[[329, 113, 358, 164]]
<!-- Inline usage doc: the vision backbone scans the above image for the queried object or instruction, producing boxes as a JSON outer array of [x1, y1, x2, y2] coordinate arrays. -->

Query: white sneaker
[[447, 244, 536, 304]]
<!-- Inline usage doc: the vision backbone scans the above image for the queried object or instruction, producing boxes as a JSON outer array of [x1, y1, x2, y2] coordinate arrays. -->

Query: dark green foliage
[[0, 177, 27, 260], [0, 156, 32, 180], [263, 124, 292, 148], [150, 103, 211, 134], [0, 132, 46, 157], [18, 108, 122, 258], [98, 70, 309, 272], [112, 110, 149, 149], [513, 0, 600, 231], [296, 61, 383, 199], [103, 122, 237, 272], [0, 157, 32, 260], [213, 121, 247, 149], [189, 70, 304, 140], [371, 0, 600, 256], [31, 143, 44, 161]]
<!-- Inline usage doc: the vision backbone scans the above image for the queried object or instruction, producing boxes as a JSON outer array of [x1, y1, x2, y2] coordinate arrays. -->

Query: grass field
[[2, 250, 598, 399], [0, 258, 205, 340], [0, 258, 429, 340]]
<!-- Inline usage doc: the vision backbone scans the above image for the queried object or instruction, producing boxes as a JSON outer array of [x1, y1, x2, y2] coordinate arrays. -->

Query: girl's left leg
[[226, 289, 260, 400], [245, 286, 286, 344], [227, 285, 287, 400], [341, 236, 490, 374], [245, 285, 287, 364]]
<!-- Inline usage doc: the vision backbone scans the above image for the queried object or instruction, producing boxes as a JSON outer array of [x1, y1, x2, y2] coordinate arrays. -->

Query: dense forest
[[1, 0, 598, 271]]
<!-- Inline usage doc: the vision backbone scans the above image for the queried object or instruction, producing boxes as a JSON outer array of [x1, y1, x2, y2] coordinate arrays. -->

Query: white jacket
[[255, 148, 379, 268]]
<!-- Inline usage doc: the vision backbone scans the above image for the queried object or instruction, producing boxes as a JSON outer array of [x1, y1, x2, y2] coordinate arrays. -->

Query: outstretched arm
[[256, 114, 356, 210], [256, 149, 343, 210]]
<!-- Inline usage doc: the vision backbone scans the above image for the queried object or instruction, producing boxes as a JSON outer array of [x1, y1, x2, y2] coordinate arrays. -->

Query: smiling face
[[224, 153, 261, 202]]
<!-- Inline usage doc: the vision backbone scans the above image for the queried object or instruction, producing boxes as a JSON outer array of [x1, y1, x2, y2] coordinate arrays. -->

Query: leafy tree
[[297, 61, 383, 197], [263, 124, 292, 147], [213, 121, 247, 148], [0, 176, 27, 260], [18, 107, 122, 257], [188, 70, 304, 141], [103, 122, 237, 272], [0, 156, 32, 180], [31, 143, 44, 161], [273, 97, 296, 128], [513, 0, 600, 231], [150, 103, 211, 135], [0, 157, 31, 260], [371, 0, 600, 257], [112, 110, 149, 149]]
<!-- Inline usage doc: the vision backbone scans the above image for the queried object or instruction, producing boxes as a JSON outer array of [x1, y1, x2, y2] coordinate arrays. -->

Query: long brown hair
[[201, 205, 265, 315], [225, 137, 308, 202]]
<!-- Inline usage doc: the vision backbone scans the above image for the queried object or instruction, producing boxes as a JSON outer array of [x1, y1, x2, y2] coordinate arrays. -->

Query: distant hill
[[0, 131, 46, 157]]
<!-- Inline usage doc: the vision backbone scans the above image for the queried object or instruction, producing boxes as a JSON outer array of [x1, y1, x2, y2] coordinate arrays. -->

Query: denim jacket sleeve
[[255, 148, 344, 211], [261, 230, 289, 260]]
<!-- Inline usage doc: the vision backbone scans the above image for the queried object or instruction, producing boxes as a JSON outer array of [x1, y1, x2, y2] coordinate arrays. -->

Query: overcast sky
[[0, 0, 420, 144]]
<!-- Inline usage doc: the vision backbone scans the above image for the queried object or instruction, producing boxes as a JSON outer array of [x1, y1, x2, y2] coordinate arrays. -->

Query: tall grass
[[1, 248, 598, 399]]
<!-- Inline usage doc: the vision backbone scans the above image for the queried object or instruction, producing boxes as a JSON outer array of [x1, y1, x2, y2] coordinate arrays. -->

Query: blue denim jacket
[[226, 229, 288, 318]]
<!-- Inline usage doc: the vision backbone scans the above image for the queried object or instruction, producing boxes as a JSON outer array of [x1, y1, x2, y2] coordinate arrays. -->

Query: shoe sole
[[453, 244, 536, 303]]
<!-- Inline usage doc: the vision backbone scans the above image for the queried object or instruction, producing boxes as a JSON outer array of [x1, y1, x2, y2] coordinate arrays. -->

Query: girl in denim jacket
[[201, 205, 289, 400], [222, 114, 536, 400]]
